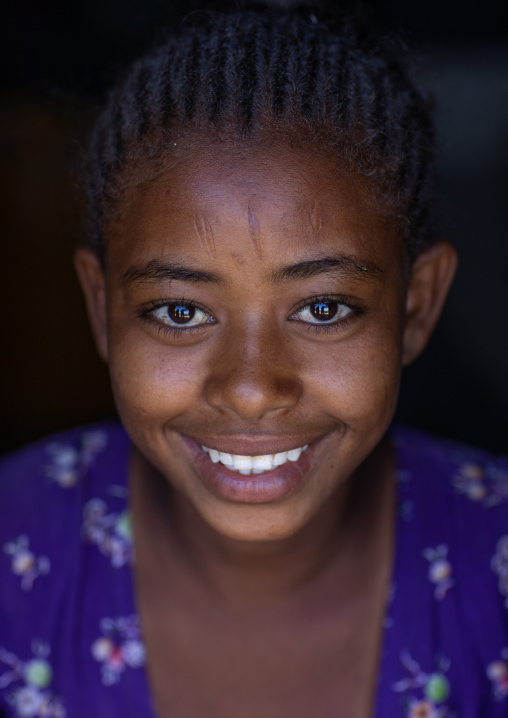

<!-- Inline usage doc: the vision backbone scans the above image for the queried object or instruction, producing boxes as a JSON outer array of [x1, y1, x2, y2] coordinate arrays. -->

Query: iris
[[169, 304, 195, 324], [310, 301, 338, 321]]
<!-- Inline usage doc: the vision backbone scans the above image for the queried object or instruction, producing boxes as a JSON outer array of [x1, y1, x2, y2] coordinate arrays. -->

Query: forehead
[[105, 138, 400, 272]]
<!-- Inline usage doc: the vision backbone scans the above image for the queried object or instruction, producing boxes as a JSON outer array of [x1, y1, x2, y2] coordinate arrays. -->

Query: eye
[[295, 299, 353, 325], [150, 302, 211, 328]]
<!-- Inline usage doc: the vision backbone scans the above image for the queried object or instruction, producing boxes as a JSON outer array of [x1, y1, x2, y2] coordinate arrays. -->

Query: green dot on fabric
[[425, 674, 450, 702], [24, 659, 53, 688]]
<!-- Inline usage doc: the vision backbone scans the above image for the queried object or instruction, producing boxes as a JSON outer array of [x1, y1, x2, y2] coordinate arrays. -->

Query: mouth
[[200, 444, 309, 475], [179, 434, 326, 504]]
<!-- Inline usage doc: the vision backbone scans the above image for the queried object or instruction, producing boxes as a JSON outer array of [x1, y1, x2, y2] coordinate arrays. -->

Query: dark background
[[1, 0, 507, 455]]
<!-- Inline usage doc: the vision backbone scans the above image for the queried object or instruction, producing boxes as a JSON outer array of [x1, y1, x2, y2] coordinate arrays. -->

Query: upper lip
[[180, 434, 323, 456]]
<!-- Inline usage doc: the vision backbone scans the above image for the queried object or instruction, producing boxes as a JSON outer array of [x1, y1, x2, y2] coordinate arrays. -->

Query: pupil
[[311, 302, 337, 321], [169, 304, 195, 324]]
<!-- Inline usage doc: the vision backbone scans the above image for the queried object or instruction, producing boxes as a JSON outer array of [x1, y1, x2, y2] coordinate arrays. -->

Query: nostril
[[204, 373, 302, 421], [203, 332, 302, 420]]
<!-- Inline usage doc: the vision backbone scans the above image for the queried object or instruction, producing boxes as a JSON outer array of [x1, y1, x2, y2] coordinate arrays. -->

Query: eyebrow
[[120, 254, 383, 288], [120, 259, 222, 286], [271, 255, 383, 283]]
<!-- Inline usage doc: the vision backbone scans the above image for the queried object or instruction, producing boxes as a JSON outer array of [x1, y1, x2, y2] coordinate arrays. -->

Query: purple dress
[[1, 422, 508, 718]]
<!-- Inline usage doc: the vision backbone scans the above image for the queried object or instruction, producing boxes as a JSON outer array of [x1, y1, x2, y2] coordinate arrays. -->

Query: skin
[[75, 139, 457, 717]]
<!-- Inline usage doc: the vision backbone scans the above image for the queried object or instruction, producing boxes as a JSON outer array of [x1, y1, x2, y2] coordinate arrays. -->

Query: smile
[[201, 445, 309, 475], [179, 433, 326, 504]]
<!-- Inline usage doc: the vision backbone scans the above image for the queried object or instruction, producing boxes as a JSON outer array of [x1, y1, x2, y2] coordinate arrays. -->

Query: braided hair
[[85, 3, 437, 263]]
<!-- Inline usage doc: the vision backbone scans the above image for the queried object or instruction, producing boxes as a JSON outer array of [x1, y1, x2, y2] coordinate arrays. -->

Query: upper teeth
[[201, 445, 308, 475]]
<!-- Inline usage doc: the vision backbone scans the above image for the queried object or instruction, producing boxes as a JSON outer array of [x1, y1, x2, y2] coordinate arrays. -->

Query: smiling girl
[[1, 4, 507, 718]]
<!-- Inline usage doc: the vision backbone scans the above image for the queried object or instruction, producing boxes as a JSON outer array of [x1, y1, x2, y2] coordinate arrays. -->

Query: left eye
[[295, 300, 352, 324], [151, 303, 211, 327]]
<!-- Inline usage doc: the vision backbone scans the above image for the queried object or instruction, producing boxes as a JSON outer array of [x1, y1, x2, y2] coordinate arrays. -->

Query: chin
[[193, 500, 316, 544]]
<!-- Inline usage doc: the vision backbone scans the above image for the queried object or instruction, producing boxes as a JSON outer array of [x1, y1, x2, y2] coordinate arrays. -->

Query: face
[[76, 139, 456, 542]]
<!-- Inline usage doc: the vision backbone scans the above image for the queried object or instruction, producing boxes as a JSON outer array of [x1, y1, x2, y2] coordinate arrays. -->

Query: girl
[[1, 4, 507, 717]]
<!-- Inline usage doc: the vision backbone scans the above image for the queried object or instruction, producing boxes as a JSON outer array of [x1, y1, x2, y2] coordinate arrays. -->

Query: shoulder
[[0, 421, 129, 507], [0, 420, 130, 565], [0, 423, 139, 718], [393, 425, 507, 478], [394, 425, 508, 595], [0, 421, 128, 489], [391, 427, 508, 709], [392, 425, 508, 572], [392, 425, 508, 526], [0, 420, 130, 612]]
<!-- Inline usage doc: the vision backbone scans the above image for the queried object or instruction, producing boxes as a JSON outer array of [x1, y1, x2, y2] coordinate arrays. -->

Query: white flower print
[[393, 652, 453, 718], [423, 545, 454, 600], [486, 648, 508, 701], [15, 685, 42, 717], [82, 499, 133, 567], [452, 461, 508, 507], [121, 640, 146, 668], [0, 642, 65, 718], [91, 615, 145, 685], [44, 430, 108, 488], [491, 536, 508, 609], [3, 536, 50, 591]]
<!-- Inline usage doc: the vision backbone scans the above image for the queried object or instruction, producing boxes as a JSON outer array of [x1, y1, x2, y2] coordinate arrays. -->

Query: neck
[[130, 435, 394, 604]]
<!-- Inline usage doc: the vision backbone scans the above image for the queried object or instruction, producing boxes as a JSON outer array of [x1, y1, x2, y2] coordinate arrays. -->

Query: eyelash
[[290, 294, 363, 334], [138, 298, 215, 339], [138, 295, 363, 339]]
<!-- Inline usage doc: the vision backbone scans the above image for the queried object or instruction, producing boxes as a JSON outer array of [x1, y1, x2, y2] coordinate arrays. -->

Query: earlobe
[[74, 247, 109, 363], [402, 242, 458, 366]]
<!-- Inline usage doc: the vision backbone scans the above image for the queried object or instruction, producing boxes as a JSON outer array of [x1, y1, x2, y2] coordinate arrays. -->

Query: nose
[[204, 325, 302, 422]]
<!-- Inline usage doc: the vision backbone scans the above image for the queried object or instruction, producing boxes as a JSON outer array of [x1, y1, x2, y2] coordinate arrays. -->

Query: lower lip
[[180, 436, 323, 504]]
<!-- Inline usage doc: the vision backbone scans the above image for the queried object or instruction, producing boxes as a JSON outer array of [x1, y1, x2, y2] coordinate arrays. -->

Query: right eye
[[295, 300, 352, 325], [150, 302, 212, 328]]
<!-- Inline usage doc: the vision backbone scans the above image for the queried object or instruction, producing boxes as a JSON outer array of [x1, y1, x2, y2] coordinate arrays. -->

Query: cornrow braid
[[85, 4, 437, 263]]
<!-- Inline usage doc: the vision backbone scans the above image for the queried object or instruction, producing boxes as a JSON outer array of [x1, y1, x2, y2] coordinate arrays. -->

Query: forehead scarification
[[248, 205, 262, 259], [194, 213, 216, 259], [103, 137, 403, 286]]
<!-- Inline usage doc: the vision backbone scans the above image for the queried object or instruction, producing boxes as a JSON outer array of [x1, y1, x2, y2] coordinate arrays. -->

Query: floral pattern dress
[[0, 422, 507, 717]]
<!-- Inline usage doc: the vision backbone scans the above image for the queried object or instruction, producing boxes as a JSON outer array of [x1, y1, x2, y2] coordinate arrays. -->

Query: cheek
[[301, 325, 403, 427], [108, 330, 208, 427]]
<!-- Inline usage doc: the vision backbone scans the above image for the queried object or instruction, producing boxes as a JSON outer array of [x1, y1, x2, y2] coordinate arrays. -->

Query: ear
[[402, 241, 458, 366], [74, 247, 109, 362]]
